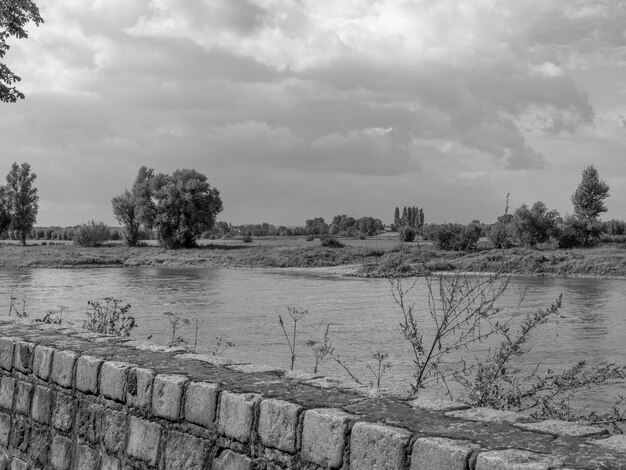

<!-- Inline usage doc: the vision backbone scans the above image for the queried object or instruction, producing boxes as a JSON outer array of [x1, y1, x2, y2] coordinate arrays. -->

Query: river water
[[0, 267, 624, 410]]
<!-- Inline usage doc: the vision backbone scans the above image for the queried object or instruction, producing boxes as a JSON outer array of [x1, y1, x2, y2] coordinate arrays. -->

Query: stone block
[[0, 450, 6, 470], [0, 412, 10, 447], [591, 434, 626, 451], [350, 422, 412, 470], [51, 350, 78, 388], [0, 338, 16, 371], [33, 345, 55, 380], [409, 397, 470, 412], [184, 381, 219, 428], [52, 393, 75, 432], [76, 444, 98, 470], [445, 407, 523, 424], [13, 381, 33, 416], [0, 377, 15, 411], [514, 419, 606, 437], [101, 455, 121, 470], [301, 408, 357, 468], [28, 425, 51, 467], [9, 417, 28, 452], [13, 341, 34, 373], [127, 416, 161, 467], [258, 399, 303, 453], [77, 402, 103, 445], [411, 437, 480, 470], [102, 409, 127, 453], [212, 450, 252, 470], [152, 374, 188, 420], [9, 458, 27, 470], [75, 356, 103, 394], [51, 434, 73, 470], [475, 449, 562, 470], [126, 367, 154, 410], [217, 391, 262, 444], [163, 431, 209, 469], [31, 385, 53, 424], [99, 361, 130, 402]]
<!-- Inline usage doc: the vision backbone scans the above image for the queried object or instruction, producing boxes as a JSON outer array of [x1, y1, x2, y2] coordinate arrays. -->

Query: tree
[[5, 162, 38, 245], [111, 190, 140, 247], [131, 166, 156, 232], [0, 186, 10, 234], [1, 0, 43, 103], [513, 201, 561, 247], [565, 165, 610, 247], [151, 169, 223, 248]]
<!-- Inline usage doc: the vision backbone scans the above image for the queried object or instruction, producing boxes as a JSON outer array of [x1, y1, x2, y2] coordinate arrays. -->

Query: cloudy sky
[[2, 0, 626, 227]]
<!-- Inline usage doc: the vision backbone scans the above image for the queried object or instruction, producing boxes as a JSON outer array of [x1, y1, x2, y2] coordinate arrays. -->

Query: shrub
[[242, 235, 253, 243], [83, 298, 136, 336], [433, 223, 481, 251], [398, 226, 416, 242], [320, 236, 344, 248], [73, 221, 111, 247], [306, 235, 315, 241]]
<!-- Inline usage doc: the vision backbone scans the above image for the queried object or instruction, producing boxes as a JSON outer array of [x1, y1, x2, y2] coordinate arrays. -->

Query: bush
[[242, 235, 253, 243], [433, 223, 481, 251], [73, 221, 111, 247], [306, 235, 315, 241], [320, 236, 344, 248], [398, 226, 416, 242]]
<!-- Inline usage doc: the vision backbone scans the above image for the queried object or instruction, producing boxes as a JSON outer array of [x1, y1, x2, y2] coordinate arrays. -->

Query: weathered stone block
[[411, 437, 480, 470], [0, 338, 16, 371], [51, 434, 73, 470], [163, 431, 209, 469], [28, 425, 51, 467], [350, 422, 411, 470], [0, 377, 15, 411], [184, 381, 219, 428], [514, 419, 606, 437], [217, 391, 262, 444], [76, 444, 98, 470], [301, 408, 357, 468], [102, 409, 127, 453], [127, 416, 161, 467], [212, 450, 252, 470], [101, 455, 121, 470], [13, 341, 34, 373], [75, 356, 103, 394], [99, 361, 130, 402], [0, 412, 10, 447], [33, 345, 55, 380], [77, 402, 103, 445], [126, 367, 154, 410], [51, 350, 78, 388], [31, 385, 53, 424], [258, 399, 303, 453], [0, 450, 6, 470], [52, 393, 75, 432], [475, 449, 562, 470], [9, 458, 27, 470], [13, 381, 33, 416], [9, 416, 28, 452], [445, 407, 523, 424], [152, 374, 188, 420]]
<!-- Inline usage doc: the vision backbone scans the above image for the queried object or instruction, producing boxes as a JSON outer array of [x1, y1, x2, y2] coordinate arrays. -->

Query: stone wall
[[0, 318, 625, 469]]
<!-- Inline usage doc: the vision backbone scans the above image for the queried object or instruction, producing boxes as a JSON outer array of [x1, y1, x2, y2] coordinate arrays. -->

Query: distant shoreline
[[0, 238, 625, 280]]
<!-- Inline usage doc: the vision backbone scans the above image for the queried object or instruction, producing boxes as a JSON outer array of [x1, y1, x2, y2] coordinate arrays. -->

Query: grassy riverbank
[[1, 237, 625, 278]]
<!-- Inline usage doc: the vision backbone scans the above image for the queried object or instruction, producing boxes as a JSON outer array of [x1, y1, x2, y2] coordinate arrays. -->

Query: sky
[[1, 0, 626, 227]]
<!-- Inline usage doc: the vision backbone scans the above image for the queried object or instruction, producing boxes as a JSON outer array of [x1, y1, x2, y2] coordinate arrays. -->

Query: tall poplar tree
[[5, 162, 38, 245]]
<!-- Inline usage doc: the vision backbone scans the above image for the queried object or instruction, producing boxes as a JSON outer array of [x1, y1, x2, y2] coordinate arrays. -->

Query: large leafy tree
[[565, 165, 610, 247], [111, 190, 140, 247], [152, 169, 223, 248], [1, 0, 43, 103], [513, 201, 561, 247], [5, 162, 38, 245]]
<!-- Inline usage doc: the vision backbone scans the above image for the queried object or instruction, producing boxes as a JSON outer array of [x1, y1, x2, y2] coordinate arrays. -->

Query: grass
[[0, 236, 625, 278]]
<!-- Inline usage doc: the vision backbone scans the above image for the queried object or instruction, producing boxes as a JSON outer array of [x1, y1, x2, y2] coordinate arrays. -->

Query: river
[[0, 267, 624, 411]]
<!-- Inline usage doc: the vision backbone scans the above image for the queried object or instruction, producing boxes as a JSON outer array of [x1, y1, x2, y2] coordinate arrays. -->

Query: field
[[1, 234, 625, 278]]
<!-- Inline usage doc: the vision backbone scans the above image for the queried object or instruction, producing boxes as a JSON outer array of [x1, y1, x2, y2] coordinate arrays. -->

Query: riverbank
[[1, 240, 626, 278]]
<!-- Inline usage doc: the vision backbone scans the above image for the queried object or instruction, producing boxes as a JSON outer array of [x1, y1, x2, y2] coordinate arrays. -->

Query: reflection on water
[[0, 267, 624, 408]]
